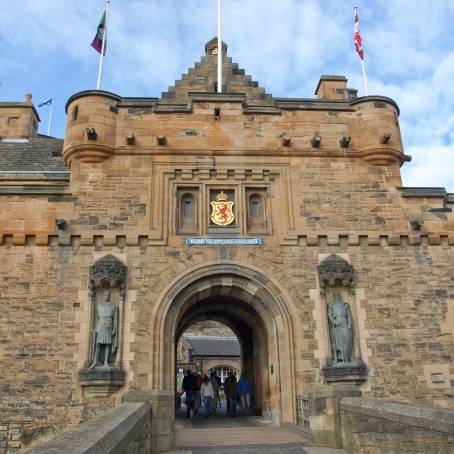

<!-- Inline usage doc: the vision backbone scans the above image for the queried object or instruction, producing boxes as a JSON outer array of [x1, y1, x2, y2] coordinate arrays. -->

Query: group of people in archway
[[181, 369, 252, 418]]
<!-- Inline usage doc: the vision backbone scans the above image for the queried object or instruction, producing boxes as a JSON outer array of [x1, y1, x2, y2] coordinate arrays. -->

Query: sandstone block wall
[[0, 83, 453, 451], [0, 236, 453, 451], [339, 398, 454, 453]]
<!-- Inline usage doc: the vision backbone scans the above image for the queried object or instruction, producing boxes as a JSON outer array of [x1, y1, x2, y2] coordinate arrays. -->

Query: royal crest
[[210, 191, 235, 226]]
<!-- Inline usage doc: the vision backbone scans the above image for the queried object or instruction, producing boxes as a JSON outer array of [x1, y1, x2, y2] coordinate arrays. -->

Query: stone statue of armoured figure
[[89, 289, 118, 369], [328, 291, 353, 363]]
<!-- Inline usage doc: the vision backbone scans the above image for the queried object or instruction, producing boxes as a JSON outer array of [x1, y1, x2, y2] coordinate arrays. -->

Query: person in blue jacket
[[237, 373, 252, 415]]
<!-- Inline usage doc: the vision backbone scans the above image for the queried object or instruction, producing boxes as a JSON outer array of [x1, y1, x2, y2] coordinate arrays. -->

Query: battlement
[[63, 90, 404, 168], [60, 39, 404, 169]]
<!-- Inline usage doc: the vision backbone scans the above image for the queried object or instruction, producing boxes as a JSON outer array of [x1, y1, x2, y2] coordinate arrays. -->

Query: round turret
[[350, 96, 404, 166], [63, 90, 121, 167]]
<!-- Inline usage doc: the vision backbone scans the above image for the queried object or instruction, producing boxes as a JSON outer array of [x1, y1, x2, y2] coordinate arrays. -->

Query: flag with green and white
[[91, 10, 107, 55]]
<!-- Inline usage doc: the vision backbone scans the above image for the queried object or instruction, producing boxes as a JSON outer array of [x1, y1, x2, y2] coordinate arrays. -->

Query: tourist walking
[[201, 375, 214, 416], [176, 369, 184, 409], [237, 373, 252, 415], [224, 372, 237, 416], [210, 371, 220, 412], [182, 369, 197, 418], [194, 373, 202, 414]]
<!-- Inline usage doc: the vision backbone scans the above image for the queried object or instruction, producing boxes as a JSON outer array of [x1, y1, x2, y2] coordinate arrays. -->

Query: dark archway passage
[[175, 296, 270, 416], [152, 262, 298, 427]]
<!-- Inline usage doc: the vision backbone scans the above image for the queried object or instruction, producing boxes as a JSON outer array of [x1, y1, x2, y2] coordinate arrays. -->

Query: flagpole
[[354, 6, 368, 96], [96, 0, 110, 90], [47, 100, 53, 136], [217, 0, 222, 93], [361, 59, 368, 96]]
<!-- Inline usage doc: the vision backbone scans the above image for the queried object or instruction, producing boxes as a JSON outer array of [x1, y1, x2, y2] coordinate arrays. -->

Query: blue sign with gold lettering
[[185, 237, 263, 246]]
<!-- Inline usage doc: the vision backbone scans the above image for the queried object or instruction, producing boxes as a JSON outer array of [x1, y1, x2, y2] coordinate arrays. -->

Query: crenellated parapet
[[61, 93, 405, 168], [60, 39, 406, 171]]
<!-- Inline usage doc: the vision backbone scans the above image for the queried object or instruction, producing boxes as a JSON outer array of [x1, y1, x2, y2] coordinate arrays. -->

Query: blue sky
[[1, 0, 453, 191]]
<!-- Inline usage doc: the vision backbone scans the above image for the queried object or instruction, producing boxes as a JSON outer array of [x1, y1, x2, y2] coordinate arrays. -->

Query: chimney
[[0, 93, 40, 139], [315, 75, 357, 100]]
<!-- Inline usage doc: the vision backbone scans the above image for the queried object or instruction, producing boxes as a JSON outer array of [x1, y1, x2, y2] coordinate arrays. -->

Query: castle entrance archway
[[152, 262, 297, 424]]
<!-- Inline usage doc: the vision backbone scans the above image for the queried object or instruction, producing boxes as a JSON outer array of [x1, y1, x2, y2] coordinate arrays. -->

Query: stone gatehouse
[[0, 38, 453, 453]]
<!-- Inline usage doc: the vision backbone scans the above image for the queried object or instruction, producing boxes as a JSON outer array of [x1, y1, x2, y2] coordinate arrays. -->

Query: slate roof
[[0, 135, 67, 173], [184, 336, 240, 357]]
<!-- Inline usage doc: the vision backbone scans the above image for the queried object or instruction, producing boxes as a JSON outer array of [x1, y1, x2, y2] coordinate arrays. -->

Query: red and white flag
[[354, 9, 364, 61]]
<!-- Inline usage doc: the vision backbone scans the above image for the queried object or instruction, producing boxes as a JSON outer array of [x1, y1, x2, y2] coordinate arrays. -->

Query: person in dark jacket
[[237, 373, 252, 415], [210, 371, 220, 412], [194, 373, 203, 414], [182, 369, 197, 418], [224, 372, 237, 416]]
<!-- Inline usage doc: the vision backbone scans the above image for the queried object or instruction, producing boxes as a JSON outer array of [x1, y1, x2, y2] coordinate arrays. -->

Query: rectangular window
[[183, 199, 193, 218], [246, 188, 268, 233], [176, 187, 199, 234]]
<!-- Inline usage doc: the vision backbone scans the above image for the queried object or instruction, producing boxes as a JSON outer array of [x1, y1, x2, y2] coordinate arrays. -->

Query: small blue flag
[[38, 98, 53, 108]]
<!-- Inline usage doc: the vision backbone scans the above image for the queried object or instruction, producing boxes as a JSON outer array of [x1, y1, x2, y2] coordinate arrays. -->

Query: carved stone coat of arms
[[210, 191, 235, 226]]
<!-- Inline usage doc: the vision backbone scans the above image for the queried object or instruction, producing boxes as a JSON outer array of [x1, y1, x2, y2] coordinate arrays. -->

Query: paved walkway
[[167, 406, 346, 454]]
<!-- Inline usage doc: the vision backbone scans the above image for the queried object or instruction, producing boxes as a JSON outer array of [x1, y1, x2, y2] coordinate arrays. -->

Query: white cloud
[[0, 0, 453, 191], [402, 144, 454, 190]]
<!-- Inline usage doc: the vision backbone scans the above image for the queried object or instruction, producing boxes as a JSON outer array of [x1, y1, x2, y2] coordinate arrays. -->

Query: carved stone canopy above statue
[[89, 255, 127, 292], [317, 254, 355, 291]]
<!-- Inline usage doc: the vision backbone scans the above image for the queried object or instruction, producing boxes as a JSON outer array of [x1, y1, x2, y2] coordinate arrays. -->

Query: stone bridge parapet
[[27, 402, 151, 454], [339, 397, 454, 453]]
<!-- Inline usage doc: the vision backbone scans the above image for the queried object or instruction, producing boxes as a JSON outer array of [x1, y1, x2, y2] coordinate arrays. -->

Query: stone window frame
[[208, 365, 239, 383], [245, 187, 271, 235], [176, 186, 199, 234], [72, 105, 79, 121]]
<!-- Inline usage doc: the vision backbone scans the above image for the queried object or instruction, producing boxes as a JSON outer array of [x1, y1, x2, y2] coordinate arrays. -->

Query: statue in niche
[[328, 291, 353, 363], [89, 289, 118, 369]]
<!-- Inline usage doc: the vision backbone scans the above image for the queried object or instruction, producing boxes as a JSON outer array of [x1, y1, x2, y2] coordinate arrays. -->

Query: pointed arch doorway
[[152, 262, 297, 427]]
